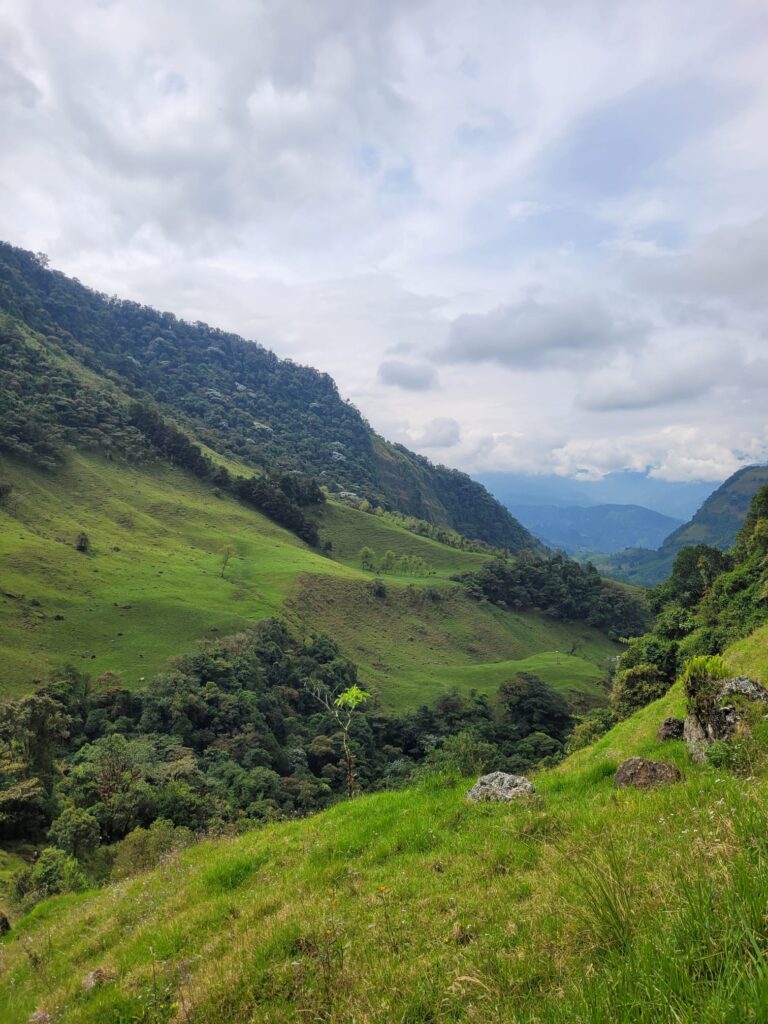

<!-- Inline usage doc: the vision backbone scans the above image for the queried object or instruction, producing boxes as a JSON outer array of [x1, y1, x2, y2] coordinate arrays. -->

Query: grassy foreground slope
[[0, 453, 616, 705], [5, 682, 768, 1023]]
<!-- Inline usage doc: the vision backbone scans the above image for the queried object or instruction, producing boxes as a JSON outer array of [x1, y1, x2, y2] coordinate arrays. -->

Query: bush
[[611, 663, 669, 719], [48, 806, 100, 860], [111, 819, 194, 880], [680, 654, 730, 720], [12, 847, 86, 911], [566, 708, 616, 753]]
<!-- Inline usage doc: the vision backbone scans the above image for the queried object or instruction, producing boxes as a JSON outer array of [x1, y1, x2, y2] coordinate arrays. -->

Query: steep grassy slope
[[0, 452, 616, 706], [0, 452, 349, 694], [6, 682, 768, 1023], [0, 242, 538, 552]]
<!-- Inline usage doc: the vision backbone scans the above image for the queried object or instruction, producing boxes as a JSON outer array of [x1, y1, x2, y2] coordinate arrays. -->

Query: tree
[[359, 546, 376, 572], [48, 806, 100, 860], [219, 543, 237, 577], [305, 682, 369, 798]]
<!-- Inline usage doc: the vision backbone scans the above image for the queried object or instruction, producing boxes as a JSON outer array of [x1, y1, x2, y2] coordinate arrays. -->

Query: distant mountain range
[[476, 470, 718, 521], [592, 465, 768, 585], [507, 503, 683, 555]]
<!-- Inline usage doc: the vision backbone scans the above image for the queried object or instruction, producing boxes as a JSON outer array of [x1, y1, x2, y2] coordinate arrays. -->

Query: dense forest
[[459, 553, 650, 640], [0, 242, 538, 552], [609, 483, 768, 717]]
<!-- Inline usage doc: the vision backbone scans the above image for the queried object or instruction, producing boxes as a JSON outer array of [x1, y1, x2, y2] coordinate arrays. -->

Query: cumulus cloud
[[378, 359, 439, 390], [442, 297, 637, 369]]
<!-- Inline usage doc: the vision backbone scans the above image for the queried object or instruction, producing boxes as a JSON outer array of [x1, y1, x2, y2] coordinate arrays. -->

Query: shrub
[[48, 807, 101, 860], [111, 819, 194, 880], [566, 708, 616, 753], [680, 654, 730, 720], [610, 662, 669, 719], [12, 847, 86, 911]]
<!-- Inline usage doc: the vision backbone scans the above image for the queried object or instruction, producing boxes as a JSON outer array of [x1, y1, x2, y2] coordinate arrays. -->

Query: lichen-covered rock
[[614, 757, 682, 788], [657, 717, 684, 741], [684, 676, 768, 760], [466, 771, 536, 802]]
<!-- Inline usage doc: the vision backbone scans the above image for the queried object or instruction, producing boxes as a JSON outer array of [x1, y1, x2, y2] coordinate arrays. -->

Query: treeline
[[1, 621, 574, 907], [131, 402, 323, 545], [460, 552, 650, 640], [611, 484, 768, 718]]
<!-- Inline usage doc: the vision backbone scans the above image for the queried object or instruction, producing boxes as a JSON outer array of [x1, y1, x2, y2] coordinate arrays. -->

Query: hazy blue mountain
[[475, 471, 720, 520], [508, 503, 683, 555], [595, 464, 768, 585]]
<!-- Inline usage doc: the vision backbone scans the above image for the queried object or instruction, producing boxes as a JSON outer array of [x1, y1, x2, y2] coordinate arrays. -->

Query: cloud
[[412, 417, 461, 448], [1, 0, 767, 483], [377, 359, 438, 391], [442, 296, 636, 369], [623, 215, 768, 306]]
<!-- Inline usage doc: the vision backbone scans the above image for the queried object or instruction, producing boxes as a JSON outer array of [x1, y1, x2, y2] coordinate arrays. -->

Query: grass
[[290, 575, 617, 709], [4, 682, 768, 1022], [316, 501, 490, 577], [725, 623, 768, 684], [0, 452, 353, 694], [0, 453, 617, 710]]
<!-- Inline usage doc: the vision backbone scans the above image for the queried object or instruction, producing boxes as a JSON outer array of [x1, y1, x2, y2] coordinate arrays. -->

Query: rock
[[684, 676, 768, 760], [466, 771, 536, 802], [28, 1014, 52, 1024], [657, 717, 684, 740], [0, 912, 10, 935], [83, 967, 113, 991], [615, 757, 682, 788]]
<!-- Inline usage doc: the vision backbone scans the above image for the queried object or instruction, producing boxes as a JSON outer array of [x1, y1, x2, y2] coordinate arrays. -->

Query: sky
[[2, 0, 768, 484]]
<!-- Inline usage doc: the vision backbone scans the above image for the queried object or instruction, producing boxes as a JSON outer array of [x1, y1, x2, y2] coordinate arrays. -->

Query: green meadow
[[0, 452, 617, 708]]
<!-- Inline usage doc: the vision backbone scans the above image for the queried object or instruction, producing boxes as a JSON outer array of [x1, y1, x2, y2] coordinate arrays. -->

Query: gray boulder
[[615, 757, 682, 788], [466, 771, 536, 802], [657, 717, 685, 740]]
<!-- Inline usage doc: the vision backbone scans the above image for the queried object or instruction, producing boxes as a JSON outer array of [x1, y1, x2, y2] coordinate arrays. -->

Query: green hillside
[[6, 677, 768, 1023], [0, 449, 617, 707], [292, 576, 615, 710], [0, 242, 539, 553]]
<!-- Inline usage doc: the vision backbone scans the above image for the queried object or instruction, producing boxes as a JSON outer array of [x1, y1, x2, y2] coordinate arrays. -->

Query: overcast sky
[[2, 0, 768, 482]]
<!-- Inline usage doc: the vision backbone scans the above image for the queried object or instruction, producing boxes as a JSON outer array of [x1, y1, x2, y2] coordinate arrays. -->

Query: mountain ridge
[[0, 241, 537, 554]]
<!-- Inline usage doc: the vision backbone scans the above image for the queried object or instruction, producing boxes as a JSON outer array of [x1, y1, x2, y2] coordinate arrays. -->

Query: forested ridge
[[608, 483, 768, 718], [0, 241, 537, 552]]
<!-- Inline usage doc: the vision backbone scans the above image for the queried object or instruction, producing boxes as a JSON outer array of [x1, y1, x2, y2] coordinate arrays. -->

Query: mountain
[[0, 242, 536, 554], [0, 268, 636, 701], [477, 470, 719, 520], [597, 465, 768, 586], [507, 503, 682, 555]]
